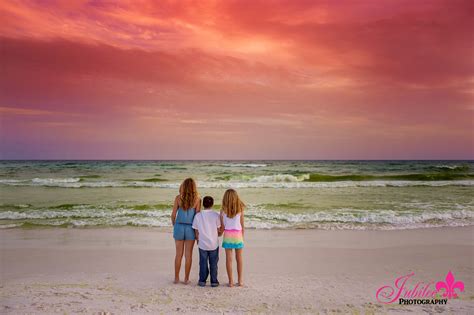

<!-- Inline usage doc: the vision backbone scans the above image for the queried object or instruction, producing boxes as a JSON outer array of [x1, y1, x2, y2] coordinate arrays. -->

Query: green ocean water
[[0, 160, 473, 230]]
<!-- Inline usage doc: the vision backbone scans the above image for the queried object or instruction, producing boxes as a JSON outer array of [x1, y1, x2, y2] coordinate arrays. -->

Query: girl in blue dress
[[171, 178, 201, 284]]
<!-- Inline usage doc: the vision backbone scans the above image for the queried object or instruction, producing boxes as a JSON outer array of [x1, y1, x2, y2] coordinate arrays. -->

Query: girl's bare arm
[[240, 209, 245, 238], [219, 211, 225, 234], [171, 195, 179, 225]]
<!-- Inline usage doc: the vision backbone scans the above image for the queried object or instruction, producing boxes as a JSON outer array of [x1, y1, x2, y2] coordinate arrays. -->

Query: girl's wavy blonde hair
[[179, 178, 198, 210], [221, 189, 245, 218]]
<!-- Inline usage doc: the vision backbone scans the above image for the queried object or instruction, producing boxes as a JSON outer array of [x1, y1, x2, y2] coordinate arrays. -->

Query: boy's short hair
[[203, 196, 214, 208]]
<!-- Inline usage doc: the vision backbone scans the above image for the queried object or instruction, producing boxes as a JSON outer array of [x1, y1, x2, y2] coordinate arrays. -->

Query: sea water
[[0, 160, 473, 230]]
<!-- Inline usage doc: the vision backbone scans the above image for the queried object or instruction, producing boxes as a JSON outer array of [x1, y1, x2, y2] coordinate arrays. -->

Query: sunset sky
[[1, 0, 473, 159]]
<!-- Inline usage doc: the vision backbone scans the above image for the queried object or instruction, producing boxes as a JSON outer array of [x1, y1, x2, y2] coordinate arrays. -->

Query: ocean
[[0, 160, 473, 230]]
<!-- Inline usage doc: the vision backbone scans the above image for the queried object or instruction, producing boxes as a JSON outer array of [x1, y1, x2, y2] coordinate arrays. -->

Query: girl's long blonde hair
[[179, 178, 198, 210], [221, 189, 245, 218]]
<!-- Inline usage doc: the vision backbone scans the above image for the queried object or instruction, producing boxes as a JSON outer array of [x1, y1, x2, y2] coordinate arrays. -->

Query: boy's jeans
[[198, 247, 219, 286]]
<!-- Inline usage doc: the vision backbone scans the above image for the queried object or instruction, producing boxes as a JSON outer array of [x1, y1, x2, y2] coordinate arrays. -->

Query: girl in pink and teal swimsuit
[[221, 189, 245, 287]]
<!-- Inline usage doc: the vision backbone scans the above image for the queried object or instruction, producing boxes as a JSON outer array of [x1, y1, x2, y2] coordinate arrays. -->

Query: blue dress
[[173, 207, 196, 240]]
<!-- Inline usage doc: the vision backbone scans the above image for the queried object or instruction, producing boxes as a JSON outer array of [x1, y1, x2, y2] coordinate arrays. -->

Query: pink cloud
[[0, 0, 472, 159]]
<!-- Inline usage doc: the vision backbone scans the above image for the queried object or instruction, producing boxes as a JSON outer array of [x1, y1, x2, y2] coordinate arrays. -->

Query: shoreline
[[1, 226, 473, 313], [2, 223, 474, 231]]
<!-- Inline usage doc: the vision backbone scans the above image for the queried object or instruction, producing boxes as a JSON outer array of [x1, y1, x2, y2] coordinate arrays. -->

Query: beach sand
[[1, 227, 473, 314]]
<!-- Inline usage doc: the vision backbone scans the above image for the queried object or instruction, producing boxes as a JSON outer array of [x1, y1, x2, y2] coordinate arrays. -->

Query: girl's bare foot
[[236, 282, 244, 287], [173, 278, 180, 284], [182, 279, 190, 285], [228, 283, 234, 287]]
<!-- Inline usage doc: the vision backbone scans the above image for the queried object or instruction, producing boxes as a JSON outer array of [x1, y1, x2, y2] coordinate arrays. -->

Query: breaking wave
[[220, 163, 267, 168], [1, 177, 473, 188], [0, 203, 472, 230]]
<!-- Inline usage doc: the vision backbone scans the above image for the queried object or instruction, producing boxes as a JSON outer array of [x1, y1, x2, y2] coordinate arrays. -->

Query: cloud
[[0, 0, 472, 159], [0, 106, 57, 116]]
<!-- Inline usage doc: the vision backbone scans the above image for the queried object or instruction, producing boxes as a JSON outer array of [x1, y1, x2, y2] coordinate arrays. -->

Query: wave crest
[[1, 203, 472, 230], [249, 174, 309, 182], [1, 177, 473, 188], [221, 163, 267, 168]]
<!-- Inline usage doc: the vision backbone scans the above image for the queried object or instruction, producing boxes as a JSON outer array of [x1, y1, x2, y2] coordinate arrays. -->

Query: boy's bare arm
[[194, 229, 199, 242], [218, 214, 224, 236]]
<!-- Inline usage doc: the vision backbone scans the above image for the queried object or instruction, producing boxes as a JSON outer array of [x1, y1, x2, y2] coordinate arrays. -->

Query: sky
[[0, 0, 473, 160]]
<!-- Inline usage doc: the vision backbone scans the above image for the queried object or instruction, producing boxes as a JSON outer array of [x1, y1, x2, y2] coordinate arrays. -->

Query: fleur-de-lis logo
[[436, 271, 464, 299]]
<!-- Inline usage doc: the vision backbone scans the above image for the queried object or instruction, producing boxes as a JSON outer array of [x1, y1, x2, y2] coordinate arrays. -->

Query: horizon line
[[1, 159, 473, 162]]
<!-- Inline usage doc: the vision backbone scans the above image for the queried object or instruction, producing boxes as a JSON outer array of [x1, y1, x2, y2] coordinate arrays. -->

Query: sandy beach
[[2, 0, 473, 313], [1, 226, 473, 314]]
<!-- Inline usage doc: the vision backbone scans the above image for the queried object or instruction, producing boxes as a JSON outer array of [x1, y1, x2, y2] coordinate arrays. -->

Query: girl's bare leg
[[236, 249, 243, 286], [183, 240, 195, 284], [225, 249, 234, 287], [174, 240, 184, 283]]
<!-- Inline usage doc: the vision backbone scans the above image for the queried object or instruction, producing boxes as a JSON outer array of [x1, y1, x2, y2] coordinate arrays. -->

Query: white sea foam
[[1, 203, 473, 230], [221, 163, 267, 168], [249, 174, 309, 182], [0, 207, 171, 220], [202, 179, 474, 188], [0, 223, 22, 229], [0, 179, 27, 184], [433, 164, 467, 170], [244, 207, 474, 230], [1, 178, 473, 188], [32, 177, 81, 184]]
